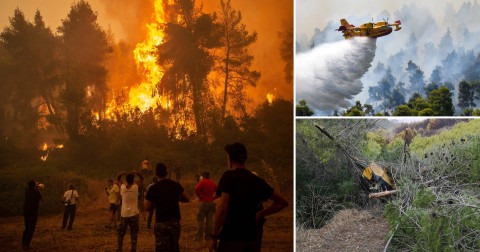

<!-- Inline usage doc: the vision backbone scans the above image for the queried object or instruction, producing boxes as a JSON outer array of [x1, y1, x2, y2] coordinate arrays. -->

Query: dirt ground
[[296, 209, 389, 252], [0, 196, 293, 251]]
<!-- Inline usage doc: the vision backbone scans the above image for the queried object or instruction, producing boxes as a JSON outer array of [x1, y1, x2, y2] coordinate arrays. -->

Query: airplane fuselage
[[343, 26, 392, 39]]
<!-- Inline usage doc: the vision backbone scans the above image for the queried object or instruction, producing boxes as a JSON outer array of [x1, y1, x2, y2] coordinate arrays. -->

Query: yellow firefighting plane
[[336, 18, 401, 39]]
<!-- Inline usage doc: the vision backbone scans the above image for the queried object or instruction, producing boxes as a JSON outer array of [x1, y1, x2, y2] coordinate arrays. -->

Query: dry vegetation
[[1, 180, 293, 251], [296, 209, 389, 252]]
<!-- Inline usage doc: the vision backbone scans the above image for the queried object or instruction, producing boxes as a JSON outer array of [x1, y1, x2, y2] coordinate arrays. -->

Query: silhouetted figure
[[209, 143, 288, 252], [173, 161, 182, 182], [145, 163, 190, 251], [22, 180, 42, 250], [146, 176, 158, 229]]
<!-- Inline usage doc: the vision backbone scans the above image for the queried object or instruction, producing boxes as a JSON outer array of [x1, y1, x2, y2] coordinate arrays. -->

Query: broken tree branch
[[369, 190, 399, 198]]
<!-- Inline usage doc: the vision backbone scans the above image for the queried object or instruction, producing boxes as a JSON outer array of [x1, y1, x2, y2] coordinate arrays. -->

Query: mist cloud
[[296, 38, 376, 113]]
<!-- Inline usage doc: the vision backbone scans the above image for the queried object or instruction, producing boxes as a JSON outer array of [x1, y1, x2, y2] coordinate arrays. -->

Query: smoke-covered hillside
[[296, 1, 480, 115]]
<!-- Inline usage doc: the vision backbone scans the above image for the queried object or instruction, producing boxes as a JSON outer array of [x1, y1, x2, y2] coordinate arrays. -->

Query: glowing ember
[[40, 143, 48, 161], [39, 143, 64, 161], [267, 93, 275, 105], [40, 152, 49, 162]]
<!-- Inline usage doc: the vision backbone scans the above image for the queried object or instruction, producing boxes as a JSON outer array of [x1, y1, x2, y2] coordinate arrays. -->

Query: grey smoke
[[296, 37, 377, 113]]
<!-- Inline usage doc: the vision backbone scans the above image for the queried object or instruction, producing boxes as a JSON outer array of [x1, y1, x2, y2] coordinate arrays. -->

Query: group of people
[[21, 180, 79, 250], [23, 142, 288, 252]]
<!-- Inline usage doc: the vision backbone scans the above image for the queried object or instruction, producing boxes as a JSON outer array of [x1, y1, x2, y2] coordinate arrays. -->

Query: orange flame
[[103, 0, 168, 118], [266, 93, 275, 105], [127, 0, 166, 112], [40, 152, 49, 162], [39, 142, 64, 161], [40, 143, 48, 161]]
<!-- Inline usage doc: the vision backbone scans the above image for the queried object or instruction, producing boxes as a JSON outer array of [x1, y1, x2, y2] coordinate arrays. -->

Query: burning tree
[[157, 0, 222, 141], [58, 1, 110, 140]]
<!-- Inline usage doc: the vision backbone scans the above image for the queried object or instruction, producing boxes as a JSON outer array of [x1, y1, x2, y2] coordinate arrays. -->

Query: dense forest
[[0, 0, 293, 216], [296, 2, 480, 116], [296, 119, 480, 250]]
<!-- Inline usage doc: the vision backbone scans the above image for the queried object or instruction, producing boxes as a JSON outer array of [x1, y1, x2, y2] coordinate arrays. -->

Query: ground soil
[[296, 209, 389, 252], [0, 195, 293, 251]]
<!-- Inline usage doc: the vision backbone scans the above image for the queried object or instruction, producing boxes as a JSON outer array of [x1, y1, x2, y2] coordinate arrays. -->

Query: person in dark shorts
[[22, 180, 43, 250], [145, 163, 190, 251], [105, 179, 120, 228], [209, 143, 288, 252]]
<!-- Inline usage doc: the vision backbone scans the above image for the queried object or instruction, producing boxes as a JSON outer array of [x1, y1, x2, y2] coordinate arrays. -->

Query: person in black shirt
[[210, 143, 288, 252], [22, 179, 43, 250], [145, 163, 189, 252]]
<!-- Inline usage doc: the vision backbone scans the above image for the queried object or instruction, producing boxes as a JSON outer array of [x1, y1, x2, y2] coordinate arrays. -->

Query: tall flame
[[104, 0, 167, 116], [129, 0, 167, 112]]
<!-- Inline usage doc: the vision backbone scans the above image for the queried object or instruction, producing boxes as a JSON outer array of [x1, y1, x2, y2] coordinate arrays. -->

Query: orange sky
[[0, 0, 293, 106]]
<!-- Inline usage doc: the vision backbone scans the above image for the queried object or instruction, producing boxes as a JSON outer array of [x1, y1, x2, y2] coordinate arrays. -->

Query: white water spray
[[296, 37, 376, 113]]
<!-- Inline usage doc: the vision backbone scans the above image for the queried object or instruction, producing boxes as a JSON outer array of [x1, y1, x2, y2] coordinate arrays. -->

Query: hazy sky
[[296, 0, 466, 37], [1, 0, 131, 40]]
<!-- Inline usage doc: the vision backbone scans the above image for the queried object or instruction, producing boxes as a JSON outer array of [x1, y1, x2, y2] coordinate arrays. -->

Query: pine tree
[[217, 0, 260, 120]]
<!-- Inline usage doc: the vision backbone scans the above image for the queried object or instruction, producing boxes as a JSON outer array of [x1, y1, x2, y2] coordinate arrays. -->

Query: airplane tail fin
[[336, 18, 352, 31], [340, 18, 352, 27]]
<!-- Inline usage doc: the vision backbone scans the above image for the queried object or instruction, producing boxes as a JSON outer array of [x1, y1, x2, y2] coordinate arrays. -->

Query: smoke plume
[[296, 37, 376, 113]]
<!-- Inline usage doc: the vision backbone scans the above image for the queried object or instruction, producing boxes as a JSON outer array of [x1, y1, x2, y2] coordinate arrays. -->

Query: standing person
[[117, 170, 144, 252], [173, 160, 182, 182], [105, 179, 120, 229], [209, 143, 288, 252], [62, 183, 79, 230], [137, 179, 146, 221], [145, 163, 190, 252], [146, 177, 158, 229], [194, 171, 217, 241], [116, 178, 123, 222], [141, 158, 153, 177], [22, 180, 42, 250]]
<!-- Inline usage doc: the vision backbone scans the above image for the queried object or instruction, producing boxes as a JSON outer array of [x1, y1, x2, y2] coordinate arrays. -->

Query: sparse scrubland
[[296, 119, 480, 251]]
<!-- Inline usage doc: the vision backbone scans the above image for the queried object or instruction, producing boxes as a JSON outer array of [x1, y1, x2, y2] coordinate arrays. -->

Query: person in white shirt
[[62, 183, 79, 230], [116, 170, 144, 252]]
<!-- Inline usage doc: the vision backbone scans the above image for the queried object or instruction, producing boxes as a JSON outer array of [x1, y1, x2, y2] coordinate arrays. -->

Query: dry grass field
[[1, 187, 293, 251], [296, 209, 389, 252]]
